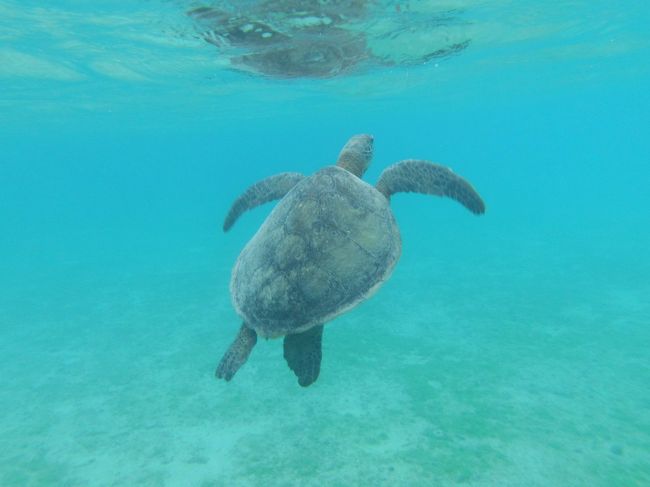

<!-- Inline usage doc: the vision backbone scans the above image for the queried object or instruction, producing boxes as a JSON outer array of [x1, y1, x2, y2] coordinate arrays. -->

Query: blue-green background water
[[1, 1, 649, 486]]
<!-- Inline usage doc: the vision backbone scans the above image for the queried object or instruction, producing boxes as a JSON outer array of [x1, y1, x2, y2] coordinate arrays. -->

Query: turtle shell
[[230, 165, 401, 338]]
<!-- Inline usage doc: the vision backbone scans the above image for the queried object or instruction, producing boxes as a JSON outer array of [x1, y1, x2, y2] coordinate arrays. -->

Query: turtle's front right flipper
[[376, 160, 485, 214], [216, 323, 257, 381], [223, 172, 305, 231]]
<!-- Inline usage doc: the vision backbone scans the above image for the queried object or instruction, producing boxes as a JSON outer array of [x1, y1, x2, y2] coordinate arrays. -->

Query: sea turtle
[[217, 134, 485, 387]]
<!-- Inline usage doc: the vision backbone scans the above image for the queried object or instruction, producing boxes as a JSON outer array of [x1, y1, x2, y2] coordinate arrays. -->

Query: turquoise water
[[2, 1, 650, 486]]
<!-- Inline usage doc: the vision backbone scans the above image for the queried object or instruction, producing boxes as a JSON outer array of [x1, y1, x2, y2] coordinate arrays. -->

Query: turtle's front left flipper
[[283, 325, 323, 387], [376, 160, 485, 215], [223, 172, 305, 231]]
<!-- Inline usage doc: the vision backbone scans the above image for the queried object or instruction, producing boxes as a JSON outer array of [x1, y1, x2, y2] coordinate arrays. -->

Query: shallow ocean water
[[1, 1, 650, 486]]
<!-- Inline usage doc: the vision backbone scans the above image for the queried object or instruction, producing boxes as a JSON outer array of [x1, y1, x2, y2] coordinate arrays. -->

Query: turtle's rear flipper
[[216, 323, 257, 381], [283, 325, 323, 387], [376, 159, 485, 214]]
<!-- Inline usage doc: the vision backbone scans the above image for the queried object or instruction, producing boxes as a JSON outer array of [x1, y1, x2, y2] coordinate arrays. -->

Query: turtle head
[[336, 134, 374, 178]]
